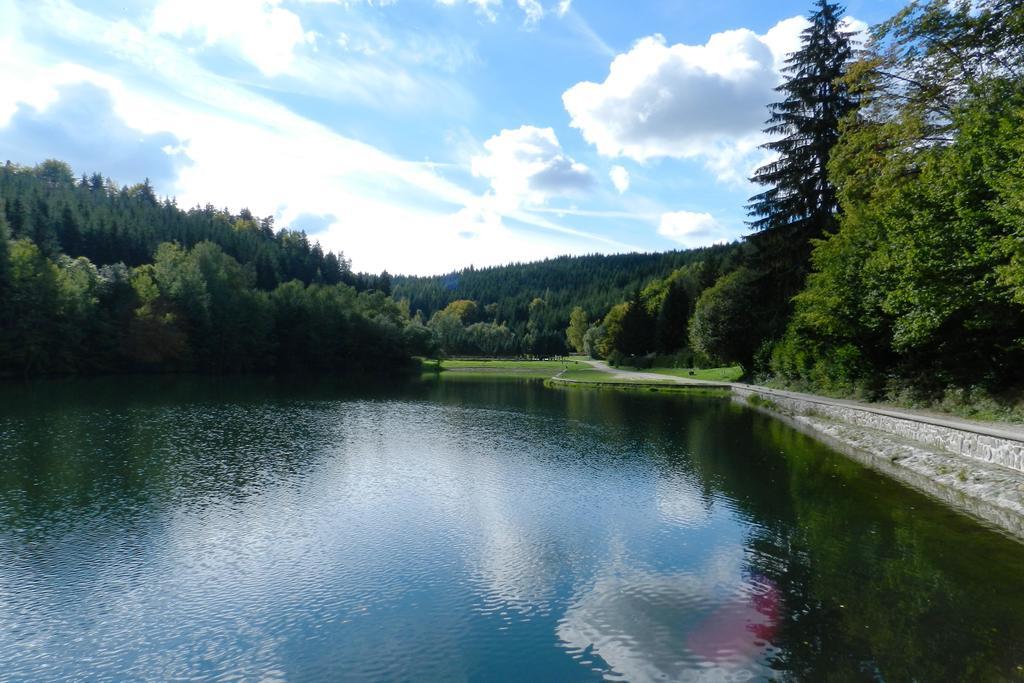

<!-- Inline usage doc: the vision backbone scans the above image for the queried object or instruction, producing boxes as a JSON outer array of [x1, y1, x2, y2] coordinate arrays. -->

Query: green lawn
[[423, 358, 584, 379], [420, 359, 742, 384], [643, 366, 744, 382]]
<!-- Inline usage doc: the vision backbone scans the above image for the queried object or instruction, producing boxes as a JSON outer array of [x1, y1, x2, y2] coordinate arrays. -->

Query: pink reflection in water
[[687, 576, 780, 664]]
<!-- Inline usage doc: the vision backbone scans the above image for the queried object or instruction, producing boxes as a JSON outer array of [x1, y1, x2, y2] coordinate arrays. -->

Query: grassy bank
[[631, 366, 744, 382], [422, 358, 584, 379], [545, 377, 730, 396], [761, 376, 1024, 426], [558, 368, 675, 384]]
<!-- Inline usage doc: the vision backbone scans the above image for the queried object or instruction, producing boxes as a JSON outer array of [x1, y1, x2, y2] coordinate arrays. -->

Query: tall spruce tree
[[743, 0, 857, 356], [655, 280, 691, 354], [747, 0, 856, 245]]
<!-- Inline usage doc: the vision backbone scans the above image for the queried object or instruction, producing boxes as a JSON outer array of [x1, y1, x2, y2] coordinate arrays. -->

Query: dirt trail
[[576, 359, 726, 386], [571, 360, 1024, 443]]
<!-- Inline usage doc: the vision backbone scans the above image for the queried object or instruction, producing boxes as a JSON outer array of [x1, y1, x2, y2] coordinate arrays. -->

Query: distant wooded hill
[[0, 159, 392, 293], [394, 245, 741, 332]]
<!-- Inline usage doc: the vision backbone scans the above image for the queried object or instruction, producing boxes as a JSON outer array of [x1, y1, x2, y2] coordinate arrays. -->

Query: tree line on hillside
[[0, 161, 427, 376], [0, 161, 395, 293], [394, 245, 740, 358]]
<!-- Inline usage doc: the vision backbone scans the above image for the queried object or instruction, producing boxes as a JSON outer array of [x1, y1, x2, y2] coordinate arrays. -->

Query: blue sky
[[0, 0, 904, 274]]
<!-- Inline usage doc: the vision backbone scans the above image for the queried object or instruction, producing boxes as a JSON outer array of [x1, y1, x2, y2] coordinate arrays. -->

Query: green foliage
[[0, 239, 62, 374], [582, 323, 606, 359], [993, 110, 1024, 305], [566, 306, 588, 353], [441, 299, 479, 322], [465, 322, 516, 356], [394, 244, 739, 342], [772, 0, 1024, 401], [577, 259, 720, 361], [733, 1, 860, 372], [0, 213, 10, 295], [403, 316, 439, 358], [689, 267, 767, 370], [614, 293, 654, 356], [0, 160, 355, 291], [0, 163, 425, 377], [427, 309, 466, 355], [654, 276, 692, 353], [598, 303, 629, 359]]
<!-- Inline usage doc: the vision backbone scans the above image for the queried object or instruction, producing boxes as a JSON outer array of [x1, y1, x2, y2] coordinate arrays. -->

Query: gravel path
[[572, 359, 1024, 443]]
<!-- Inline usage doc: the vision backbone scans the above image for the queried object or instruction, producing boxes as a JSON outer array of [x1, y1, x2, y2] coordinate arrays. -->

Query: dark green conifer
[[655, 280, 691, 354], [747, 0, 857, 257], [0, 213, 10, 295], [742, 0, 858, 356]]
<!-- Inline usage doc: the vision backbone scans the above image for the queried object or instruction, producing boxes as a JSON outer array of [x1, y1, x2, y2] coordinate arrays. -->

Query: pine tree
[[377, 270, 392, 296], [655, 280, 691, 353], [742, 0, 858, 356], [0, 213, 10, 295], [747, 0, 857, 256], [6, 197, 27, 239], [617, 292, 656, 357], [58, 205, 82, 255], [32, 195, 59, 256]]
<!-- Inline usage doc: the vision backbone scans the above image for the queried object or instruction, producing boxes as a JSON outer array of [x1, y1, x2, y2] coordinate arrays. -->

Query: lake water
[[1, 375, 1023, 681]]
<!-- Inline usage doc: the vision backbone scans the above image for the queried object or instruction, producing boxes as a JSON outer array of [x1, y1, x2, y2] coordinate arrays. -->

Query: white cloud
[[563, 15, 864, 184], [471, 125, 594, 210], [609, 165, 629, 193], [658, 211, 730, 248], [760, 16, 807, 71], [562, 7, 615, 57], [0, 82, 191, 187], [151, 0, 314, 77], [517, 0, 544, 26], [336, 19, 478, 73], [337, 28, 390, 57], [2, 1, 635, 275], [435, 0, 502, 22], [39, 0, 473, 115], [436, 0, 573, 25], [562, 28, 790, 163]]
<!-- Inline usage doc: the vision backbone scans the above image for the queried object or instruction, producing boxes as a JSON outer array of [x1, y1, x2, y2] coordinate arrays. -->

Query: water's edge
[[549, 377, 1024, 541]]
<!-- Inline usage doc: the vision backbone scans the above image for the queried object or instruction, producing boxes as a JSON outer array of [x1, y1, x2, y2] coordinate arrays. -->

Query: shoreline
[[548, 364, 1024, 542]]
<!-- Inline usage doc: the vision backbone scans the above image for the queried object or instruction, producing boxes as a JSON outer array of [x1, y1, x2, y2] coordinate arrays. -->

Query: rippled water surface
[[2, 376, 1024, 681]]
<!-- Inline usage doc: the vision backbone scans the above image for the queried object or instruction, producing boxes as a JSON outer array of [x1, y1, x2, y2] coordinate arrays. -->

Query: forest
[[393, 244, 740, 358], [0, 161, 427, 376], [2, 0, 1022, 419]]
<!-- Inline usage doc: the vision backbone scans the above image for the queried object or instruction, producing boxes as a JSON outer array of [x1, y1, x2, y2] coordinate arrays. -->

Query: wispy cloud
[[561, 6, 615, 57], [1, 0, 635, 273]]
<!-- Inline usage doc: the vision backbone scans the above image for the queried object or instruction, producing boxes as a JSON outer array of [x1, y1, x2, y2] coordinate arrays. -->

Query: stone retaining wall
[[731, 386, 1024, 473]]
